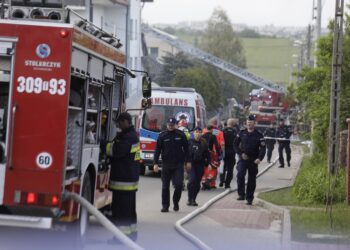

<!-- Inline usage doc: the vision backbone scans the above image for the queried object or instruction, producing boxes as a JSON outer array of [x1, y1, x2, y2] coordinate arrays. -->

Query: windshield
[[142, 105, 195, 132]]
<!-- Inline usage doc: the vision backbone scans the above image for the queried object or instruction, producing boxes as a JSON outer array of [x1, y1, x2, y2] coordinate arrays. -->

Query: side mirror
[[141, 98, 152, 109], [142, 76, 152, 98], [0, 142, 5, 164]]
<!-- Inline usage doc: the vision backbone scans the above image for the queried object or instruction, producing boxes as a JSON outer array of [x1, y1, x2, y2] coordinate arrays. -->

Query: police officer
[[107, 112, 140, 235], [187, 127, 211, 206], [276, 119, 292, 168], [153, 117, 190, 212], [263, 122, 276, 163], [220, 118, 238, 189], [234, 115, 266, 205]]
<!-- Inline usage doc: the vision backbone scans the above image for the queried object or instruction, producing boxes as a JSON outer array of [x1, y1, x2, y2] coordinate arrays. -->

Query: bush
[[292, 154, 346, 204]]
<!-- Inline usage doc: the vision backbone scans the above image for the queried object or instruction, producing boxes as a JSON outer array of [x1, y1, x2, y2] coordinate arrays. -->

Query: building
[[67, 0, 153, 97]]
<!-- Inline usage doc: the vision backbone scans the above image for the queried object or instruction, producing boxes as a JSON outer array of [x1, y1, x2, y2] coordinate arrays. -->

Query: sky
[[142, 0, 339, 28]]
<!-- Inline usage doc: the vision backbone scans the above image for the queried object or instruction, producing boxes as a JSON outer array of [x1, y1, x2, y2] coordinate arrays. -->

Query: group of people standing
[[153, 115, 269, 211], [105, 111, 293, 240], [264, 119, 293, 168]]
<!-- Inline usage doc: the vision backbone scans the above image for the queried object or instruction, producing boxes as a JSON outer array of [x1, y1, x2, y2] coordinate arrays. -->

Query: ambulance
[[138, 87, 206, 174]]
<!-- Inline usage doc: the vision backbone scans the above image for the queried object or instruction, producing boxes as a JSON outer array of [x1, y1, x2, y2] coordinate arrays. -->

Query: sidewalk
[[184, 146, 349, 250]]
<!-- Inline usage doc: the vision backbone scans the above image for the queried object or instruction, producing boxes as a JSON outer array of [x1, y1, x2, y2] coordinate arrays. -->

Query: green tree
[[171, 67, 221, 111], [296, 12, 350, 154], [200, 8, 249, 106], [201, 8, 246, 67], [158, 52, 194, 86]]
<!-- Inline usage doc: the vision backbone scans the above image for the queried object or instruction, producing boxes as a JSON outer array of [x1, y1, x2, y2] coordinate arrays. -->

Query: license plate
[[144, 153, 154, 159]]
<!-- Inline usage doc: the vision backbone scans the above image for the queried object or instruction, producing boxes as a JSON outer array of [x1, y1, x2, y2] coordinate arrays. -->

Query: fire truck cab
[[0, 1, 145, 233]]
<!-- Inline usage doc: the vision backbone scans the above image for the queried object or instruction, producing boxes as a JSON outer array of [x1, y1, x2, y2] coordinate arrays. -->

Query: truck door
[[0, 23, 73, 208], [0, 38, 16, 205]]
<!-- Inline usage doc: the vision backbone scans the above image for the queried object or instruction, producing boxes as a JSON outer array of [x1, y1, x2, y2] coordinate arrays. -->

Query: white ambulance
[[138, 87, 206, 174]]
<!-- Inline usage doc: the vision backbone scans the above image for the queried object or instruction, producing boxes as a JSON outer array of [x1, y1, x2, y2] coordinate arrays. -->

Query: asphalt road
[[0, 170, 227, 250]]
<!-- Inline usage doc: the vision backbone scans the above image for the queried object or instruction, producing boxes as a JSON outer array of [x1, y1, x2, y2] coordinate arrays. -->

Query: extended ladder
[[142, 25, 285, 93]]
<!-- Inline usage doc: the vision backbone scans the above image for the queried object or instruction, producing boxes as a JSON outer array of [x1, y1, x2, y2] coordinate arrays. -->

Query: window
[[142, 105, 195, 132]]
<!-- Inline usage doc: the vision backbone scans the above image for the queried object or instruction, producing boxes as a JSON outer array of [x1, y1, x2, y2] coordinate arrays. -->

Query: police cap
[[247, 115, 256, 121], [167, 117, 177, 125], [193, 126, 202, 132]]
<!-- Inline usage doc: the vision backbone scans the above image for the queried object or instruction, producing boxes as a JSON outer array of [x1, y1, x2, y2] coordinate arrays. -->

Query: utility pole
[[314, 0, 322, 67], [328, 0, 344, 174], [306, 25, 313, 67]]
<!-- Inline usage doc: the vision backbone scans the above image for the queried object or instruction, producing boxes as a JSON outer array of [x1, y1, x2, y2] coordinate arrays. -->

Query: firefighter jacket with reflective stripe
[[108, 126, 140, 191]]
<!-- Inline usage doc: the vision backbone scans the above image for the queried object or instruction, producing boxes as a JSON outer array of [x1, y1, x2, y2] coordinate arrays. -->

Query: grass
[[258, 152, 349, 243], [174, 31, 299, 86], [290, 207, 350, 243], [258, 185, 350, 243], [259, 187, 350, 243], [242, 38, 299, 85]]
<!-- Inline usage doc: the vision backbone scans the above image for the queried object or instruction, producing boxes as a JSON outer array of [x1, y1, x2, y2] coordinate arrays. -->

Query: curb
[[255, 197, 291, 250]]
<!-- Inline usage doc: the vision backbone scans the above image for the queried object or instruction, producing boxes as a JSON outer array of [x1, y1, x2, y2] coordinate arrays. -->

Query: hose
[[64, 191, 144, 250]]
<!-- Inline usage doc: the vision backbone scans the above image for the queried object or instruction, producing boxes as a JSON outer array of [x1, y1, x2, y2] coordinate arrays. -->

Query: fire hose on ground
[[64, 191, 144, 250], [175, 157, 279, 250]]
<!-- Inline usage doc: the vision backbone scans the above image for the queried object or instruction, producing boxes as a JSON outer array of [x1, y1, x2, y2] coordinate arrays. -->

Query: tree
[[201, 8, 246, 68], [158, 52, 194, 86], [171, 67, 221, 111], [199, 8, 249, 106], [296, 12, 350, 154]]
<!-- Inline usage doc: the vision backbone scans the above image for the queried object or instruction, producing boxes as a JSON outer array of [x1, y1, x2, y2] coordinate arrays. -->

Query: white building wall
[[67, 0, 149, 104], [127, 0, 143, 97]]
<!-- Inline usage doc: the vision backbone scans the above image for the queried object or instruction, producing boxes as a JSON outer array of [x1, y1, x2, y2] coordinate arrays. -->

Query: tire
[[140, 164, 146, 175], [79, 171, 92, 236]]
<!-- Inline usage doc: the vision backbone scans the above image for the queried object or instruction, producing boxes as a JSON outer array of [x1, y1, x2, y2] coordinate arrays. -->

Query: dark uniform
[[234, 129, 266, 203], [187, 137, 211, 205], [276, 124, 292, 167], [202, 131, 221, 154], [154, 128, 189, 211], [107, 124, 140, 231], [263, 127, 276, 163], [220, 127, 237, 188]]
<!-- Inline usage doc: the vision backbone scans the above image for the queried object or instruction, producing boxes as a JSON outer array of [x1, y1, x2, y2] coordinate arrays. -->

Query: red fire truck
[[0, 3, 144, 234], [249, 88, 288, 129]]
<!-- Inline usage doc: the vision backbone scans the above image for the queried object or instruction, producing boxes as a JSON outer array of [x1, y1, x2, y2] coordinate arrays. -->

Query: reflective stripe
[[130, 143, 140, 153], [134, 152, 140, 161], [131, 143, 141, 161], [109, 180, 138, 191], [106, 142, 114, 157]]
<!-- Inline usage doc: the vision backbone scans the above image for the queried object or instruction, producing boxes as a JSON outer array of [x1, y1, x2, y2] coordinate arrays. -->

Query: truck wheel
[[79, 172, 92, 236], [140, 164, 146, 175]]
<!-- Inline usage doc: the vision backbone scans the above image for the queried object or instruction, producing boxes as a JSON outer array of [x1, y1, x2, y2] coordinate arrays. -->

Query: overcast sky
[[142, 0, 339, 28]]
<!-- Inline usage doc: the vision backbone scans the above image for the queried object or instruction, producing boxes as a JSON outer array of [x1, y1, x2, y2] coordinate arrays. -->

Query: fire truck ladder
[[142, 25, 285, 94]]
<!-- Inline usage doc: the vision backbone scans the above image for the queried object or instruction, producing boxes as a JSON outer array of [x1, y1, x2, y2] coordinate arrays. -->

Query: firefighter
[[202, 125, 222, 189], [187, 127, 211, 206], [153, 117, 190, 213], [106, 112, 140, 236], [276, 119, 292, 168], [263, 122, 276, 163], [220, 118, 238, 189], [234, 115, 266, 205]]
